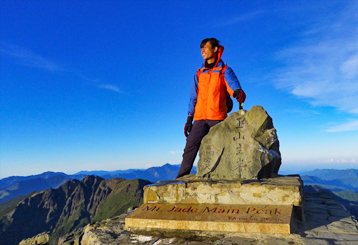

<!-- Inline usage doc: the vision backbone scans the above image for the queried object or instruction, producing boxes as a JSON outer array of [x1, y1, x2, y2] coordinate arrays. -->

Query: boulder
[[197, 106, 281, 180], [19, 232, 50, 245]]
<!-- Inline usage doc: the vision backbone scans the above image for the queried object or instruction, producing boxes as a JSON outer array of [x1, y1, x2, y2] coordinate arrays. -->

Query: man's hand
[[184, 116, 193, 137], [233, 88, 246, 103]]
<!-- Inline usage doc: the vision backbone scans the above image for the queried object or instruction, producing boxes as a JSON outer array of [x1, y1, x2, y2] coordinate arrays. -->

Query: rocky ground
[[55, 191, 358, 245], [19, 232, 50, 245]]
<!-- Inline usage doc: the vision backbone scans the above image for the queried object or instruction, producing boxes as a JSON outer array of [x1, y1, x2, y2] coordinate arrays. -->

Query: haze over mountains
[[0, 164, 357, 244], [0, 163, 193, 204], [1, 164, 357, 206], [301, 169, 358, 191]]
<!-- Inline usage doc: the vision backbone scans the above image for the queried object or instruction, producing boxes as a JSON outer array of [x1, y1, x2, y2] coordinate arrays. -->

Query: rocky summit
[[59, 191, 358, 244], [197, 106, 281, 180], [125, 106, 296, 236], [126, 175, 303, 235]]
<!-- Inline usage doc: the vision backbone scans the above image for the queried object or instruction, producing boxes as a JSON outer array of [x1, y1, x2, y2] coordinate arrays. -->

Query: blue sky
[[1, 0, 357, 178]]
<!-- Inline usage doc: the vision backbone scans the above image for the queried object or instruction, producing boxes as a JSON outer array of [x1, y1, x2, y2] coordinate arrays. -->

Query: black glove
[[233, 88, 246, 103], [184, 116, 193, 137]]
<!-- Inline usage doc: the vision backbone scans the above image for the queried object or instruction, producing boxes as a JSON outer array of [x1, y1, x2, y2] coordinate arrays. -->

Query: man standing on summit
[[176, 38, 246, 179]]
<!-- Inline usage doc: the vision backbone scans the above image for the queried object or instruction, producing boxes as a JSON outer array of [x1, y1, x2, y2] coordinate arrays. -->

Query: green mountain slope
[[333, 190, 358, 202], [332, 190, 358, 219], [0, 176, 151, 245]]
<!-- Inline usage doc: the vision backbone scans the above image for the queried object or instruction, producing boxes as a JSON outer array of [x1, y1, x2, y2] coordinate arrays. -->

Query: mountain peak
[[81, 175, 103, 183]]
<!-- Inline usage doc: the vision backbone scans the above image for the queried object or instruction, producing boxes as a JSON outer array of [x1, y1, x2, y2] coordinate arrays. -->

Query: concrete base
[[125, 175, 303, 235]]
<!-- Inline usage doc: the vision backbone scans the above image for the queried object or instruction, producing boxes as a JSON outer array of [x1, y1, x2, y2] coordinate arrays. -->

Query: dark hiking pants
[[176, 120, 221, 179]]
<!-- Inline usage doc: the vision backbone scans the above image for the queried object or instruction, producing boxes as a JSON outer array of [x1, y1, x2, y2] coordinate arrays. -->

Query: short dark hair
[[200, 38, 220, 49]]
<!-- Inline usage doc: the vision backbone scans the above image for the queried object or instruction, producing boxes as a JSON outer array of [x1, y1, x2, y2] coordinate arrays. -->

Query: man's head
[[200, 38, 220, 63]]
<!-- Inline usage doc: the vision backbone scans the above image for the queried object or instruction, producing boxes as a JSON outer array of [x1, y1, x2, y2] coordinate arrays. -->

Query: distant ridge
[[0, 173, 87, 204], [0, 171, 70, 189], [101, 163, 194, 181], [301, 169, 358, 181], [74, 168, 144, 175], [72, 163, 194, 181], [0, 175, 72, 204], [301, 169, 358, 190], [0, 163, 196, 204]]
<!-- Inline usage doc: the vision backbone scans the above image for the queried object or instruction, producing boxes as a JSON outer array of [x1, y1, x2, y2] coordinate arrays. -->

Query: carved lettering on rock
[[236, 118, 245, 129], [140, 204, 286, 223]]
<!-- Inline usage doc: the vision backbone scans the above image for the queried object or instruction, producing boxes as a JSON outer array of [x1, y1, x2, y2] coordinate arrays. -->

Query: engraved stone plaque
[[126, 203, 293, 234]]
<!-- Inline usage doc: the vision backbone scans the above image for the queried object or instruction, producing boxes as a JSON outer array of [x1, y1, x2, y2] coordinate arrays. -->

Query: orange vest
[[194, 65, 235, 121]]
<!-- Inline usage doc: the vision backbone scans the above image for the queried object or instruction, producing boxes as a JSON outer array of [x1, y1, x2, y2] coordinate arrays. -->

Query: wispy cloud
[[274, 38, 358, 114], [326, 120, 358, 132], [75, 73, 122, 93], [170, 151, 182, 155], [272, 2, 358, 131], [98, 84, 122, 93], [1, 41, 123, 93], [1, 42, 62, 71], [213, 10, 265, 28], [317, 158, 357, 164], [283, 109, 320, 117]]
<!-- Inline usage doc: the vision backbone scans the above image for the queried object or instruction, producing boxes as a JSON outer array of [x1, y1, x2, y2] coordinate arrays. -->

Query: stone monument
[[197, 106, 281, 180], [126, 106, 303, 235]]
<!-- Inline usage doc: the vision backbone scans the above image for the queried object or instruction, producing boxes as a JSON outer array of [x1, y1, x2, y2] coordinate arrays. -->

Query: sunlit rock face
[[197, 106, 281, 180]]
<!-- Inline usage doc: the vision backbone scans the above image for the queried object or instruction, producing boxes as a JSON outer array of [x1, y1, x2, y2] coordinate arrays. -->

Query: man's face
[[201, 41, 218, 61]]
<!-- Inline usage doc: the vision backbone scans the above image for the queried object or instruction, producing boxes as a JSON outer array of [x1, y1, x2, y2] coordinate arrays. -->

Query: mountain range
[[0, 163, 196, 204], [301, 169, 358, 191], [1, 165, 357, 244], [0, 175, 151, 245]]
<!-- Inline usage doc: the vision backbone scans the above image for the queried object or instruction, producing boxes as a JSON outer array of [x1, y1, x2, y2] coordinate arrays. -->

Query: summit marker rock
[[125, 106, 303, 236], [197, 106, 281, 180]]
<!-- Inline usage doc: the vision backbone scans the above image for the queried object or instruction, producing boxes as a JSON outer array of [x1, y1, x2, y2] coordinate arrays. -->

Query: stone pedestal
[[125, 175, 303, 235]]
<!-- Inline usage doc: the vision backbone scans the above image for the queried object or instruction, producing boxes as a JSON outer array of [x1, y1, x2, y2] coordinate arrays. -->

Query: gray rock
[[197, 106, 281, 180], [19, 232, 50, 245], [59, 191, 358, 244]]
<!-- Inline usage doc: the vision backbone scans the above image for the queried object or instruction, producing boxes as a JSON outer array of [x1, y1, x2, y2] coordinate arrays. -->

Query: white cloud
[[326, 120, 358, 132], [170, 151, 182, 155], [340, 54, 358, 79], [273, 2, 358, 130], [317, 158, 357, 164], [1, 42, 123, 94], [1, 42, 62, 71], [98, 84, 122, 93], [213, 10, 265, 27], [284, 109, 320, 117], [274, 37, 358, 114]]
